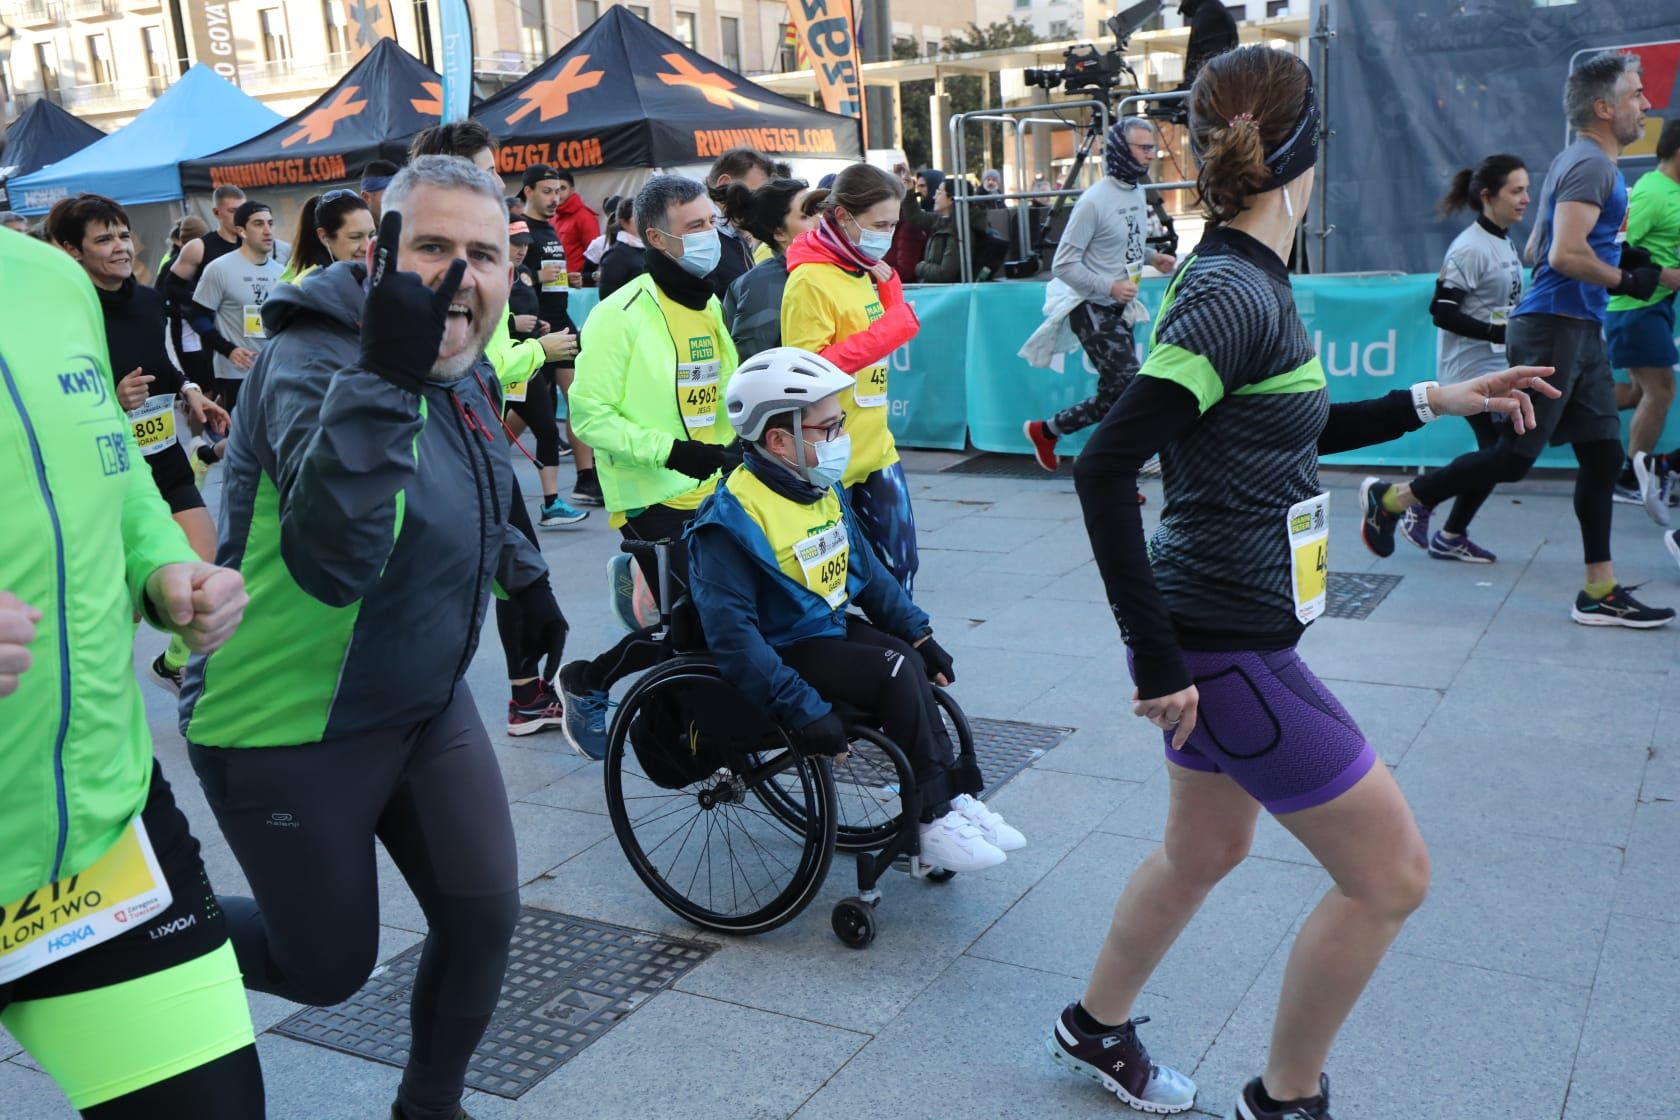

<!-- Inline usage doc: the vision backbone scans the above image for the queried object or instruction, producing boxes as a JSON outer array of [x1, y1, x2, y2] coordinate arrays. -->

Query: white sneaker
[[1633, 452, 1673, 528], [950, 793, 1027, 852], [1666, 529, 1680, 573], [918, 811, 1006, 872]]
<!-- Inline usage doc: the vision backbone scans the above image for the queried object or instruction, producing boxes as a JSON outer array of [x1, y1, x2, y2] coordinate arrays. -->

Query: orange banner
[[785, 0, 863, 120], [344, 0, 398, 61]]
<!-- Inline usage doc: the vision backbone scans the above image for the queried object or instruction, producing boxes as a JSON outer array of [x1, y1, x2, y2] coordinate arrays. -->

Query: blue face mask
[[668, 227, 720, 277], [847, 216, 894, 261], [806, 433, 852, 489]]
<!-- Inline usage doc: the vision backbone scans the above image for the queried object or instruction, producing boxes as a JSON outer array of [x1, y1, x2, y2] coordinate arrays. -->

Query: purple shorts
[[1131, 648, 1377, 814]]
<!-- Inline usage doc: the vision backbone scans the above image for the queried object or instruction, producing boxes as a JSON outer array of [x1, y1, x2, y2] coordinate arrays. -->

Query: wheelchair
[[601, 539, 981, 949]]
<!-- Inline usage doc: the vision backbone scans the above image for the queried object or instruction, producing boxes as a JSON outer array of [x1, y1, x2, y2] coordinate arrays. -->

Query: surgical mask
[[846, 216, 893, 261], [806, 433, 852, 489], [666, 227, 720, 277]]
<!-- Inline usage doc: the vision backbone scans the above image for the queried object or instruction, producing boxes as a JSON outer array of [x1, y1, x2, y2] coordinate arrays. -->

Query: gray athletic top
[[1437, 217, 1523, 384], [1052, 175, 1149, 305]]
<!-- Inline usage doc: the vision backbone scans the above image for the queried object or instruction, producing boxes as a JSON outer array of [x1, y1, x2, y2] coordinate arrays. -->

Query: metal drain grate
[[968, 717, 1073, 795], [273, 909, 714, 1099], [1325, 572, 1403, 620], [941, 453, 1074, 480]]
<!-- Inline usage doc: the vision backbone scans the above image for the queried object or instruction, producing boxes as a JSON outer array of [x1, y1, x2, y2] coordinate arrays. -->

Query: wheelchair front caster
[[926, 867, 956, 884], [831, 897, 877, 949]]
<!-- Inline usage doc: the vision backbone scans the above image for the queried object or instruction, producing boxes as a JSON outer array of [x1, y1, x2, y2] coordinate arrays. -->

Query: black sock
[[1042, 419, 1059, 438], [512, 679, 545, 705], [1255, 1078, 1323, 1112], [1071, 1001, 1124, 1035], [543, 492, 557, 505]]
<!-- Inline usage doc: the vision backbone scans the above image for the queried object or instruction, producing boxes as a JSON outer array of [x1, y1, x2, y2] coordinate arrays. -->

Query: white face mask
[[845, 215, 893, 261], [805, 433, 851, 489]]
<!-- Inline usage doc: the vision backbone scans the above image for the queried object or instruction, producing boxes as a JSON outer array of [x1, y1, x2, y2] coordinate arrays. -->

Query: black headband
[[1191, 61, 1320, 191]]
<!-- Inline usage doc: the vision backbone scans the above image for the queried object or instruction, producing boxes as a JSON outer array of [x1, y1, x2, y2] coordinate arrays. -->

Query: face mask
[[846, 216, 894, 261], [666, 227, 720, 277], [805, 432, 852, 489]]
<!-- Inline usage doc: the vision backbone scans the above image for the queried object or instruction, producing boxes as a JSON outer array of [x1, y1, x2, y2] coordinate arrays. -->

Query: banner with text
[[785, 0, 865, 121], [438, 0, 473, 121], [186, 1, 242, 85]]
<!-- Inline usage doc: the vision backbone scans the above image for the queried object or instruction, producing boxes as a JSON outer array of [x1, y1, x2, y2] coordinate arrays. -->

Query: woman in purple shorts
[[1041, 46, 1559, 1120]]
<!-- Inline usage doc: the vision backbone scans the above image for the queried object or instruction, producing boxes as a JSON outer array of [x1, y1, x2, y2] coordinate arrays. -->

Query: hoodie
[[549, 192, 602, 276], [180, 261, 547, 748]]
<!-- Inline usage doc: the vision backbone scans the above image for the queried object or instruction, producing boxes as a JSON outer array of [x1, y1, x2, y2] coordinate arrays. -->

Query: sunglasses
[[319, 188, 359, 205]]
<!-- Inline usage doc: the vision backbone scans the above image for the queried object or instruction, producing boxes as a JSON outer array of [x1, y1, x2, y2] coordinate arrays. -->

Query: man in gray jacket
[[1024, 117, 1177, 472], [181, 157, 561, 1120]]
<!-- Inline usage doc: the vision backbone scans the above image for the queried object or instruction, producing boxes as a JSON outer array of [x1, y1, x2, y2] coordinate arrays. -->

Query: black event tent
[[180, 40, 444, 192], [474, 5, 863, 177], [0, 99, 104, 208]]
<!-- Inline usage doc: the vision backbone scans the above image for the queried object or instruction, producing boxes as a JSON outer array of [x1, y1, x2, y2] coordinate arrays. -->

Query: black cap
[[522, 164, 561, 190]]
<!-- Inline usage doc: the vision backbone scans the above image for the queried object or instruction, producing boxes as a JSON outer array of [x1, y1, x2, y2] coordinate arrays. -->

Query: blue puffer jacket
[[686, 466, 930, 729]]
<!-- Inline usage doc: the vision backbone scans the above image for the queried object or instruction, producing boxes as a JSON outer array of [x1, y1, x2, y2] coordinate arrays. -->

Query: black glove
[[1489, 322, 1506, 345], [359, 209, 469, 386], [1620, 242, 1656, 271], [916, 636, 955, 684], [514, 576, 568, 682], [666, 439, 731, 481], [717, 442, 745, 471], [1611, 266, 1663, 302], [787, 711, 849, 757]]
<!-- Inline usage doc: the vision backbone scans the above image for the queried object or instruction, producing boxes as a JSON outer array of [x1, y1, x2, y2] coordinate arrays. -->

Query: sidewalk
[[5, 450, 1676, 1119]]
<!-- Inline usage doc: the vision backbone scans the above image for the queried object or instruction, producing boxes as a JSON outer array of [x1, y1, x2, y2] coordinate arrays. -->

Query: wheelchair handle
[[620, 538, 677, 627]]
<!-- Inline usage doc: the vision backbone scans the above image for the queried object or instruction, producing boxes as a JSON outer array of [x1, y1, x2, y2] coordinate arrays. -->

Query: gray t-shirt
[[1437, 219, 1524, 384], [1052, 175, 1149, 305], [193, 250, 285, 382]]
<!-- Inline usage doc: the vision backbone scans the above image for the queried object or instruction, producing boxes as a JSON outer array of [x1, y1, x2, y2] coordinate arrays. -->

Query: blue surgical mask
[[669, 227, 720, 277], [806, 433, 852, 489], [846, 216, 894, 261]]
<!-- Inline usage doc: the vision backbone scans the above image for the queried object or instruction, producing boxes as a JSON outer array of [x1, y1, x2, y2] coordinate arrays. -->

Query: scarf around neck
[[643, 243, 714, 310], [744, 444, 825, 504], [812, 210, 877, 275]]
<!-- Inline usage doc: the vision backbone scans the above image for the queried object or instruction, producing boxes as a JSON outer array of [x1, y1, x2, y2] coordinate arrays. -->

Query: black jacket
[[598, 241, 649, 300]]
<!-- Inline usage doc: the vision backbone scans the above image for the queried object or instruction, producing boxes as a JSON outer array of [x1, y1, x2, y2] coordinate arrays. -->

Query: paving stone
[[1564, 913, 1680, 1119]]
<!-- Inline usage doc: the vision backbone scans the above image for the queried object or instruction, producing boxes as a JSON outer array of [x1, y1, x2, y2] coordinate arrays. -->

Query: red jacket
[[548, 193, 601, 274], [784, 230, 920, 375]]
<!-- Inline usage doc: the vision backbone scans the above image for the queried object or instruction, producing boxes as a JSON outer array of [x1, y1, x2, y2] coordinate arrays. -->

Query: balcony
[[59, 77, 159, 111], [131, 0, 162, 12], [65, 0, 120, 21], [8, 0, 65, 29], [235, 53, 354, 94]]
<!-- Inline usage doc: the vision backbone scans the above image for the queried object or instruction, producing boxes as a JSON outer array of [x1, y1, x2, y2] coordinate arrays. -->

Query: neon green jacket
[[0, 232, 197, 904], [570, 272, 738, 514], [486, 304, 545, 388]]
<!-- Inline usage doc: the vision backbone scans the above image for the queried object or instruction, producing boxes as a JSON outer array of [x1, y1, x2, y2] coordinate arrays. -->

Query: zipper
[[0, 350, 75, 882], [444, 381, 499, 692]]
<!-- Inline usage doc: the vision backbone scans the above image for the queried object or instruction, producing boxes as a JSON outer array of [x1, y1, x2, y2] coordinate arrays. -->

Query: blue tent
[[0, 100, 105, 208], [9, 65, 281, 215]]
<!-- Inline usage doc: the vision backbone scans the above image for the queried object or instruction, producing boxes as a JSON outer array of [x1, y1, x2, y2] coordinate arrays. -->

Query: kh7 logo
[[57, 357, 109, 408]]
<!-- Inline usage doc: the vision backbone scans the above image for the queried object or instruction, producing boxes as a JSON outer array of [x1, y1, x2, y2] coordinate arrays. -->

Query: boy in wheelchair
[[686, 348, 1026, 872]]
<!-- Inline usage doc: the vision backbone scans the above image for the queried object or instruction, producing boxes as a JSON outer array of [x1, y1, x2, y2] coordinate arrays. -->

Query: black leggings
[[496, 474, 566, 680], [579, 503, 696, 691], [189, 683, 520, 1120], [779, 618, 980, 821], [1431, 412, 1504, 536], [83, 1048, 263, 1119], [507, 368, 561, 469]]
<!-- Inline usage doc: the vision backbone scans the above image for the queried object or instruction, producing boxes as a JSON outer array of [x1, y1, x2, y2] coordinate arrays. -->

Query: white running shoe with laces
[[950, 793, 1027, 851], [918, 811, 1006, 871]]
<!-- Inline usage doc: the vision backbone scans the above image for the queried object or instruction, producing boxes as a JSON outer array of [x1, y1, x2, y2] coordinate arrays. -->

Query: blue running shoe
[[607, 554, 638, 632], [559, 660, 612, 760], [540, 495, 589, 529], [1399, 504, 1431, 551], [1427, 531, 1496, 564], [1358, 477, 1399, 558]]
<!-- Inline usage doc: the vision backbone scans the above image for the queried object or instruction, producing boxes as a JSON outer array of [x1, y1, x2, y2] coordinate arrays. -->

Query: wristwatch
[[181, 380, 202, 395], [1411, 380, 1439, 423]]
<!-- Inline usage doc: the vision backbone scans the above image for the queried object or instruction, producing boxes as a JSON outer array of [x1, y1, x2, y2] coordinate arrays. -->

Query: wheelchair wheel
[[752, 726, 911, 854], [933, 686, 976, 766], [604, 660, 838, 936]]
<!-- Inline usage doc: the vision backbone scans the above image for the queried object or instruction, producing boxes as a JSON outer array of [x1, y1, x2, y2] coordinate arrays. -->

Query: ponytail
[[1438, 154, 1525, 217]]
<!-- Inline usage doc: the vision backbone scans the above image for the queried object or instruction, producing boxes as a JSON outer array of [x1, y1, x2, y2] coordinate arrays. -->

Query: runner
[[279, 189, 375, 283], [782, 163, 924, 591], [690, 348, 1022, 871], [180, 159, 562, 1120], [522, 164, 600, 507], [1606, 117, 1680, 524], [46, 192, 231, 694], [164, 186, 244, 411], [2, 228, 260, 1119], [1023, 118, 1177, 477], [188, 200, 283, 413], [543, 168, 599, 291], [1361, 51, 1680, 628], [721, 177, 817, 359], [1395, 154, 1529, 562], [1048, 46, 1559, 1120], [556, 173, 741, 760], [705, 147, 775, 296]]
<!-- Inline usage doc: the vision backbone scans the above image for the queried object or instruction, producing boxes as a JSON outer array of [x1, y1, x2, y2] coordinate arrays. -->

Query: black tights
[[506, 370, 561, 470], [496, 474, 565, 680], [82, 1046, 263, 1119], [1437, 413, 1504, 536], [579, 504, 696, 691]]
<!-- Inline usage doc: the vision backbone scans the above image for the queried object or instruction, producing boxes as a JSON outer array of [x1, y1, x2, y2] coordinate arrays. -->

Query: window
[[1266, 0, 1289, 13], [520, 0, 547, 58], [1014, 0, 1029, 7], [324, 0, 352, 54], [576, 0, 598, 28], [142, 25, 169, 83], [628, 4, 649, 19], [924, 39, 937, 57], [674, 11, 697, 49], [718, 15, 740, 70], [259, 7, 291, 62], [1224, 3, 1244, 18], [35, 42, 60, 98], [87, 32, 116, 85], [1048, 19, 1070, 37]]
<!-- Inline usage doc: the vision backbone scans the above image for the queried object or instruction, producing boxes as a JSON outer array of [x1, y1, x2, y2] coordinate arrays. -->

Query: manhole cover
[[1325, 571, 1403, 620], [942, 453, 1073, 480], [273, 909, 715, 1098], [969, 717, 1073, 794]]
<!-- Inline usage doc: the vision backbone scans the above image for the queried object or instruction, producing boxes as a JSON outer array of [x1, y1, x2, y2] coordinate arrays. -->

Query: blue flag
[[438, 0, 473, 122]]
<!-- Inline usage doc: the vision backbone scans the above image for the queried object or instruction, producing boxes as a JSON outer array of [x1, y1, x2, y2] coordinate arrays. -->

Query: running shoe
[[1427, 531, 1496, 564], [1570, 584, 1676, 629], [1665, 530, 1680, 573], [917, 811, 1006, 871], [1632, 451, 1673, 528], [556, 431, 573, 459], [539, 495, 589, 528], [607, 553, 639, 632], [558, 660, 612, 760], [1138, 454, 1163, 478], [507, 681, 566, 737], [1046, 1004, 1197, 1114], [1023, 419, 1059, 472], [149, 652, 184, 696], [390, 1102, 475, 1120], [1399, 503, 1431, 551], [1358, 477, 1400, 558], [1229, 1074, 1332, 1119], [1613, 481, 1643, 505], [950, 793, 1026, 851], [570, 469, 604, 508]]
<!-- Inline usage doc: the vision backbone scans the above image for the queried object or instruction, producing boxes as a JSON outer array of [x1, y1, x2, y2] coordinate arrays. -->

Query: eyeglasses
[[1131, 143, 1159, 156], [803, 417, 847, 443], [319, 188, 359, 205]]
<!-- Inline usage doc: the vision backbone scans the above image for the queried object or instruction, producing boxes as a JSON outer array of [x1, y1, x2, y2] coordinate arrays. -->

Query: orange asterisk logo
[[283, 87, 368, 147], [411, 81, 443, 116], [657, 54, 759, 111], [506, 56, 606, 124]]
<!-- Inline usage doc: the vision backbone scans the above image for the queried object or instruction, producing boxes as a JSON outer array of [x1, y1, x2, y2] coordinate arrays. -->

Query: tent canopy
[[475, 6, 863, 176], [8, 65, 281, 215], [0, 100, 105, 207], [181, 40, 444, 193]]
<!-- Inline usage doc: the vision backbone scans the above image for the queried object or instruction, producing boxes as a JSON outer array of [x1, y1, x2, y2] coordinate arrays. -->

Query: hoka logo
[[57, 362, 108, 407], [47, 924, 96, 953]]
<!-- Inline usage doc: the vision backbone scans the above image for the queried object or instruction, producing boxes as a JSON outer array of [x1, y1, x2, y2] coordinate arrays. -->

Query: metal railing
[[64, 0, 119, 20], [235, 53, 355, 92], [6, 0, 63, 26]]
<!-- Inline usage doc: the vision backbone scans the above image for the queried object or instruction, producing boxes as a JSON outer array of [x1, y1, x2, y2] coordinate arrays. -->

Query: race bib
[[1491, 307, 1509, 356], [0, 817, 172, 984], [793, 522, 850, 608], [502, 377, 529, 403], [541, 253, 567, 293], [1286, 493, 1330, 624], [128, 393, 179, 457], [676, 360, 722, 431], [242, 304, 265, 339], [855, 364, 889, 409], [180, 323, 203, 354]]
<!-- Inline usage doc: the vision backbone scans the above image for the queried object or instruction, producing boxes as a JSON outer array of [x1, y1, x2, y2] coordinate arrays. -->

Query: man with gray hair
[[1023, 116, 1177, 474], [180, 155, 563, 1120], [0, 211, 26, 233], [1362, 51, 1680, 628]]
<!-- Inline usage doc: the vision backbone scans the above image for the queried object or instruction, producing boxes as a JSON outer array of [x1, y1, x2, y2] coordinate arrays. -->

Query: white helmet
[[725, 346, 854, 442]]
